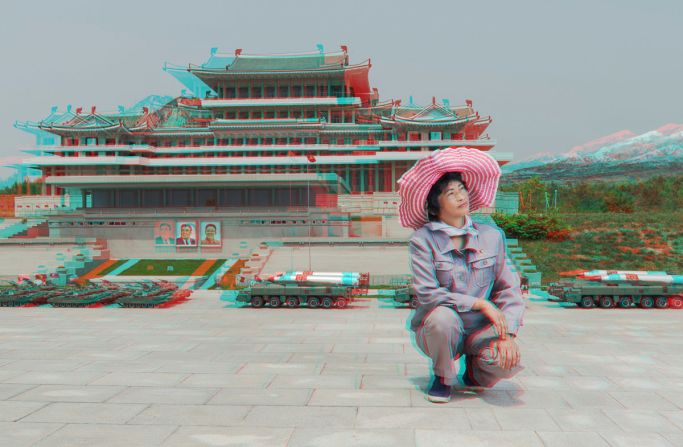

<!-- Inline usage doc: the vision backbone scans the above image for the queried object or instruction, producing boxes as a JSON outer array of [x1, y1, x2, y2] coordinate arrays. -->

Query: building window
[[118, 190, 138, 208], [142, 190, 163, 207], [264, 86, 275, 98], [292, 85, 302, 97], [168, 189, 192, 207], [198, 189, 217, 207], [330, 84, 342, 97]]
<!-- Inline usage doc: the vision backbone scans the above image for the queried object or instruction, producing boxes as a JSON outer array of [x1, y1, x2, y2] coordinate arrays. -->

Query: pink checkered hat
[[397, 147, 501, 230]]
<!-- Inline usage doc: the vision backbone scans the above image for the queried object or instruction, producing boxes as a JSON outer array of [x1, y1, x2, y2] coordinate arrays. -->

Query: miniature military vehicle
[[236, 283, 353, 308], [0, 282, 62, 307], [548, 270, 683, 309], [393, 286, 418, 308], [235, 271, 368, 309], [115, 281, 189, 308], [48, 288, 129, 307]]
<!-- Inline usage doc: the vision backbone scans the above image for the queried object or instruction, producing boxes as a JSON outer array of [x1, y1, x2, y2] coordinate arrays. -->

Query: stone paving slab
[[34, 423, 177, 447], [0, 422, 64, 447], [0, 291, 682, 446], [10, 384, 124, 403], [20, 402, 148, 424], [161, 426, 294, 447]]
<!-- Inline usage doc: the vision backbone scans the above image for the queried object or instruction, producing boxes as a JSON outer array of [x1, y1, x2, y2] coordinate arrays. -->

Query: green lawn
[[97, 261, 125, 276], [519, 212, 683, 284]]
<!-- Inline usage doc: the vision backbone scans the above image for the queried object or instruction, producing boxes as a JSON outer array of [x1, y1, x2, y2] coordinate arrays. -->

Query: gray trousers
[[414, 306, 523, 387]]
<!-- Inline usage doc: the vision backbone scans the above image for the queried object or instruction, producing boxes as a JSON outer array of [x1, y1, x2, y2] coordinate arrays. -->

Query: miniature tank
[[548, 270, 683, 309], [116, 282, 190, 308], [0, 284, 59, 307], [236, 283, 353, 308], [48, 289, 129, 308], [0, 290, 55, 307], [117, 291, 175, 308], [393, 286, 418, 309]]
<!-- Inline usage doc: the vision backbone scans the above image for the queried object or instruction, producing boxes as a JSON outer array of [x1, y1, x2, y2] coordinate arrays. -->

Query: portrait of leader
[[200, 222, 221, 246], [175, 222, 197, 246], [154, 221, 175, 245]]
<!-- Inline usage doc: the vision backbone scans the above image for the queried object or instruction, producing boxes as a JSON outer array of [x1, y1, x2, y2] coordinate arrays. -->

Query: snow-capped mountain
[[503, 124, 683, 181]]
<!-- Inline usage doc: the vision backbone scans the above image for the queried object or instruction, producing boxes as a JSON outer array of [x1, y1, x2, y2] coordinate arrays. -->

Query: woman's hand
[[494, 337, 521, 370], [472, 299, 508, 339]]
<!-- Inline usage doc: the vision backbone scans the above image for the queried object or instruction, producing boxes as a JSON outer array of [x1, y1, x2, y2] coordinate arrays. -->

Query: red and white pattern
[[397, 147, 501, 230]]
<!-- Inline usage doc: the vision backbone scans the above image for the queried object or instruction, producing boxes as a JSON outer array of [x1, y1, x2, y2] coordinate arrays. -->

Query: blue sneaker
[[427, 375, 451, 403]]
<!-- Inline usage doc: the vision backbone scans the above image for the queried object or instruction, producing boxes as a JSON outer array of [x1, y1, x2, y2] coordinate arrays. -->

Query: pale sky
[[1, 0, 681, 178]]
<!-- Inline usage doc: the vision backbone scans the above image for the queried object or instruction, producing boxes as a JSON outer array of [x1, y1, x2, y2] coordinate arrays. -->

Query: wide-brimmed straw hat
[[397, 147, 501, 230]]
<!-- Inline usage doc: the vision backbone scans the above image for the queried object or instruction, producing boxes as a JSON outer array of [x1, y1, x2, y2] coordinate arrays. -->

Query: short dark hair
[[159, 223, 171, 230], [181, 224, 192, 231], [205, 224, 217, 231], [426, 172, 467, 221]]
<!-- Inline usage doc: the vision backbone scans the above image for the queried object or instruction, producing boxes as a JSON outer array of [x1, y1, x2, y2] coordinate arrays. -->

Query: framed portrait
[[154, 221, 175, 246], [175, 221, 198, 247], [200, 221, 222, 246]]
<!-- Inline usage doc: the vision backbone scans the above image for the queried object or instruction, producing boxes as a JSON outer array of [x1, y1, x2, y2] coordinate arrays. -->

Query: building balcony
[[199, 97, 361, 108]]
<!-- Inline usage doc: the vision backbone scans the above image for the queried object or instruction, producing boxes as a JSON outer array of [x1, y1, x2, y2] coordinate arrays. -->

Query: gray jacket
[[408, 221, 524, 333]]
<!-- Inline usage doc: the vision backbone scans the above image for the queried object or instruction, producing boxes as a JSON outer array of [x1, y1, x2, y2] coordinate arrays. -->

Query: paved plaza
[[0, 293, 682, 446]]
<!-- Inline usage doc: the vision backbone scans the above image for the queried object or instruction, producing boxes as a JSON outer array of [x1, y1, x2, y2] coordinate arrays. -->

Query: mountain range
[[501, 124, 683, 182]]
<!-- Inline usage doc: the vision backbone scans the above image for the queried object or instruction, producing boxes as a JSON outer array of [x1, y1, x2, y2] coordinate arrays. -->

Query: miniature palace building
[[13, 46, 514, 244]]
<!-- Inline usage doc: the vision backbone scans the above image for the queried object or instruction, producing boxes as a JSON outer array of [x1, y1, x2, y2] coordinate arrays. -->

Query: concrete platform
[[0, 292, 681, 446]]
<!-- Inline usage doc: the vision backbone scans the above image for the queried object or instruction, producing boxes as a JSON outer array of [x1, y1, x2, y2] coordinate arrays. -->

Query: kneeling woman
[[398, 148, 524, 403]]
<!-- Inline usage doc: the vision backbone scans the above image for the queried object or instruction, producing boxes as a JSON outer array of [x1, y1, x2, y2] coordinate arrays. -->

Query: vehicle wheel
[[335, 297, 348, 308], [410, 298, 418, 309], [640, 296, 654, 308], [250, 296, 264, 308], [669, 296, 683, 309], [322, 297, 334, 308], [286, 297, 299, 308], [599, 296, 614, 309], [655, 296, 669, 309], [579, 296, 595, 308], [308, 297, 320, 308], [619, 297, 633, 308], [269, 297, 281, 308]]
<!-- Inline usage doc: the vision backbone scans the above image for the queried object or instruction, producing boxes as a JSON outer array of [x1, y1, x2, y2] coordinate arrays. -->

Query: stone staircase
[[0, 218, 47, 239], [505, 238, 542, 288], [472, 214, 542, 288], [33, 239, 111, 286]]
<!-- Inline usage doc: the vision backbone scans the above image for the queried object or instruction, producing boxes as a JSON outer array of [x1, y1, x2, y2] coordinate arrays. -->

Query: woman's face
[[437, 180, 469, 221]]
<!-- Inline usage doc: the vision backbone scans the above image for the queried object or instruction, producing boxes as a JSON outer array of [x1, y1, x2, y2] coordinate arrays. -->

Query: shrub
[[491, 212, 572, 240]]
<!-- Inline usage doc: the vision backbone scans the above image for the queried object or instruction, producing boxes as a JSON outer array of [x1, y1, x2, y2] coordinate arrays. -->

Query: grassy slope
[[520, 212, 683, 285]]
